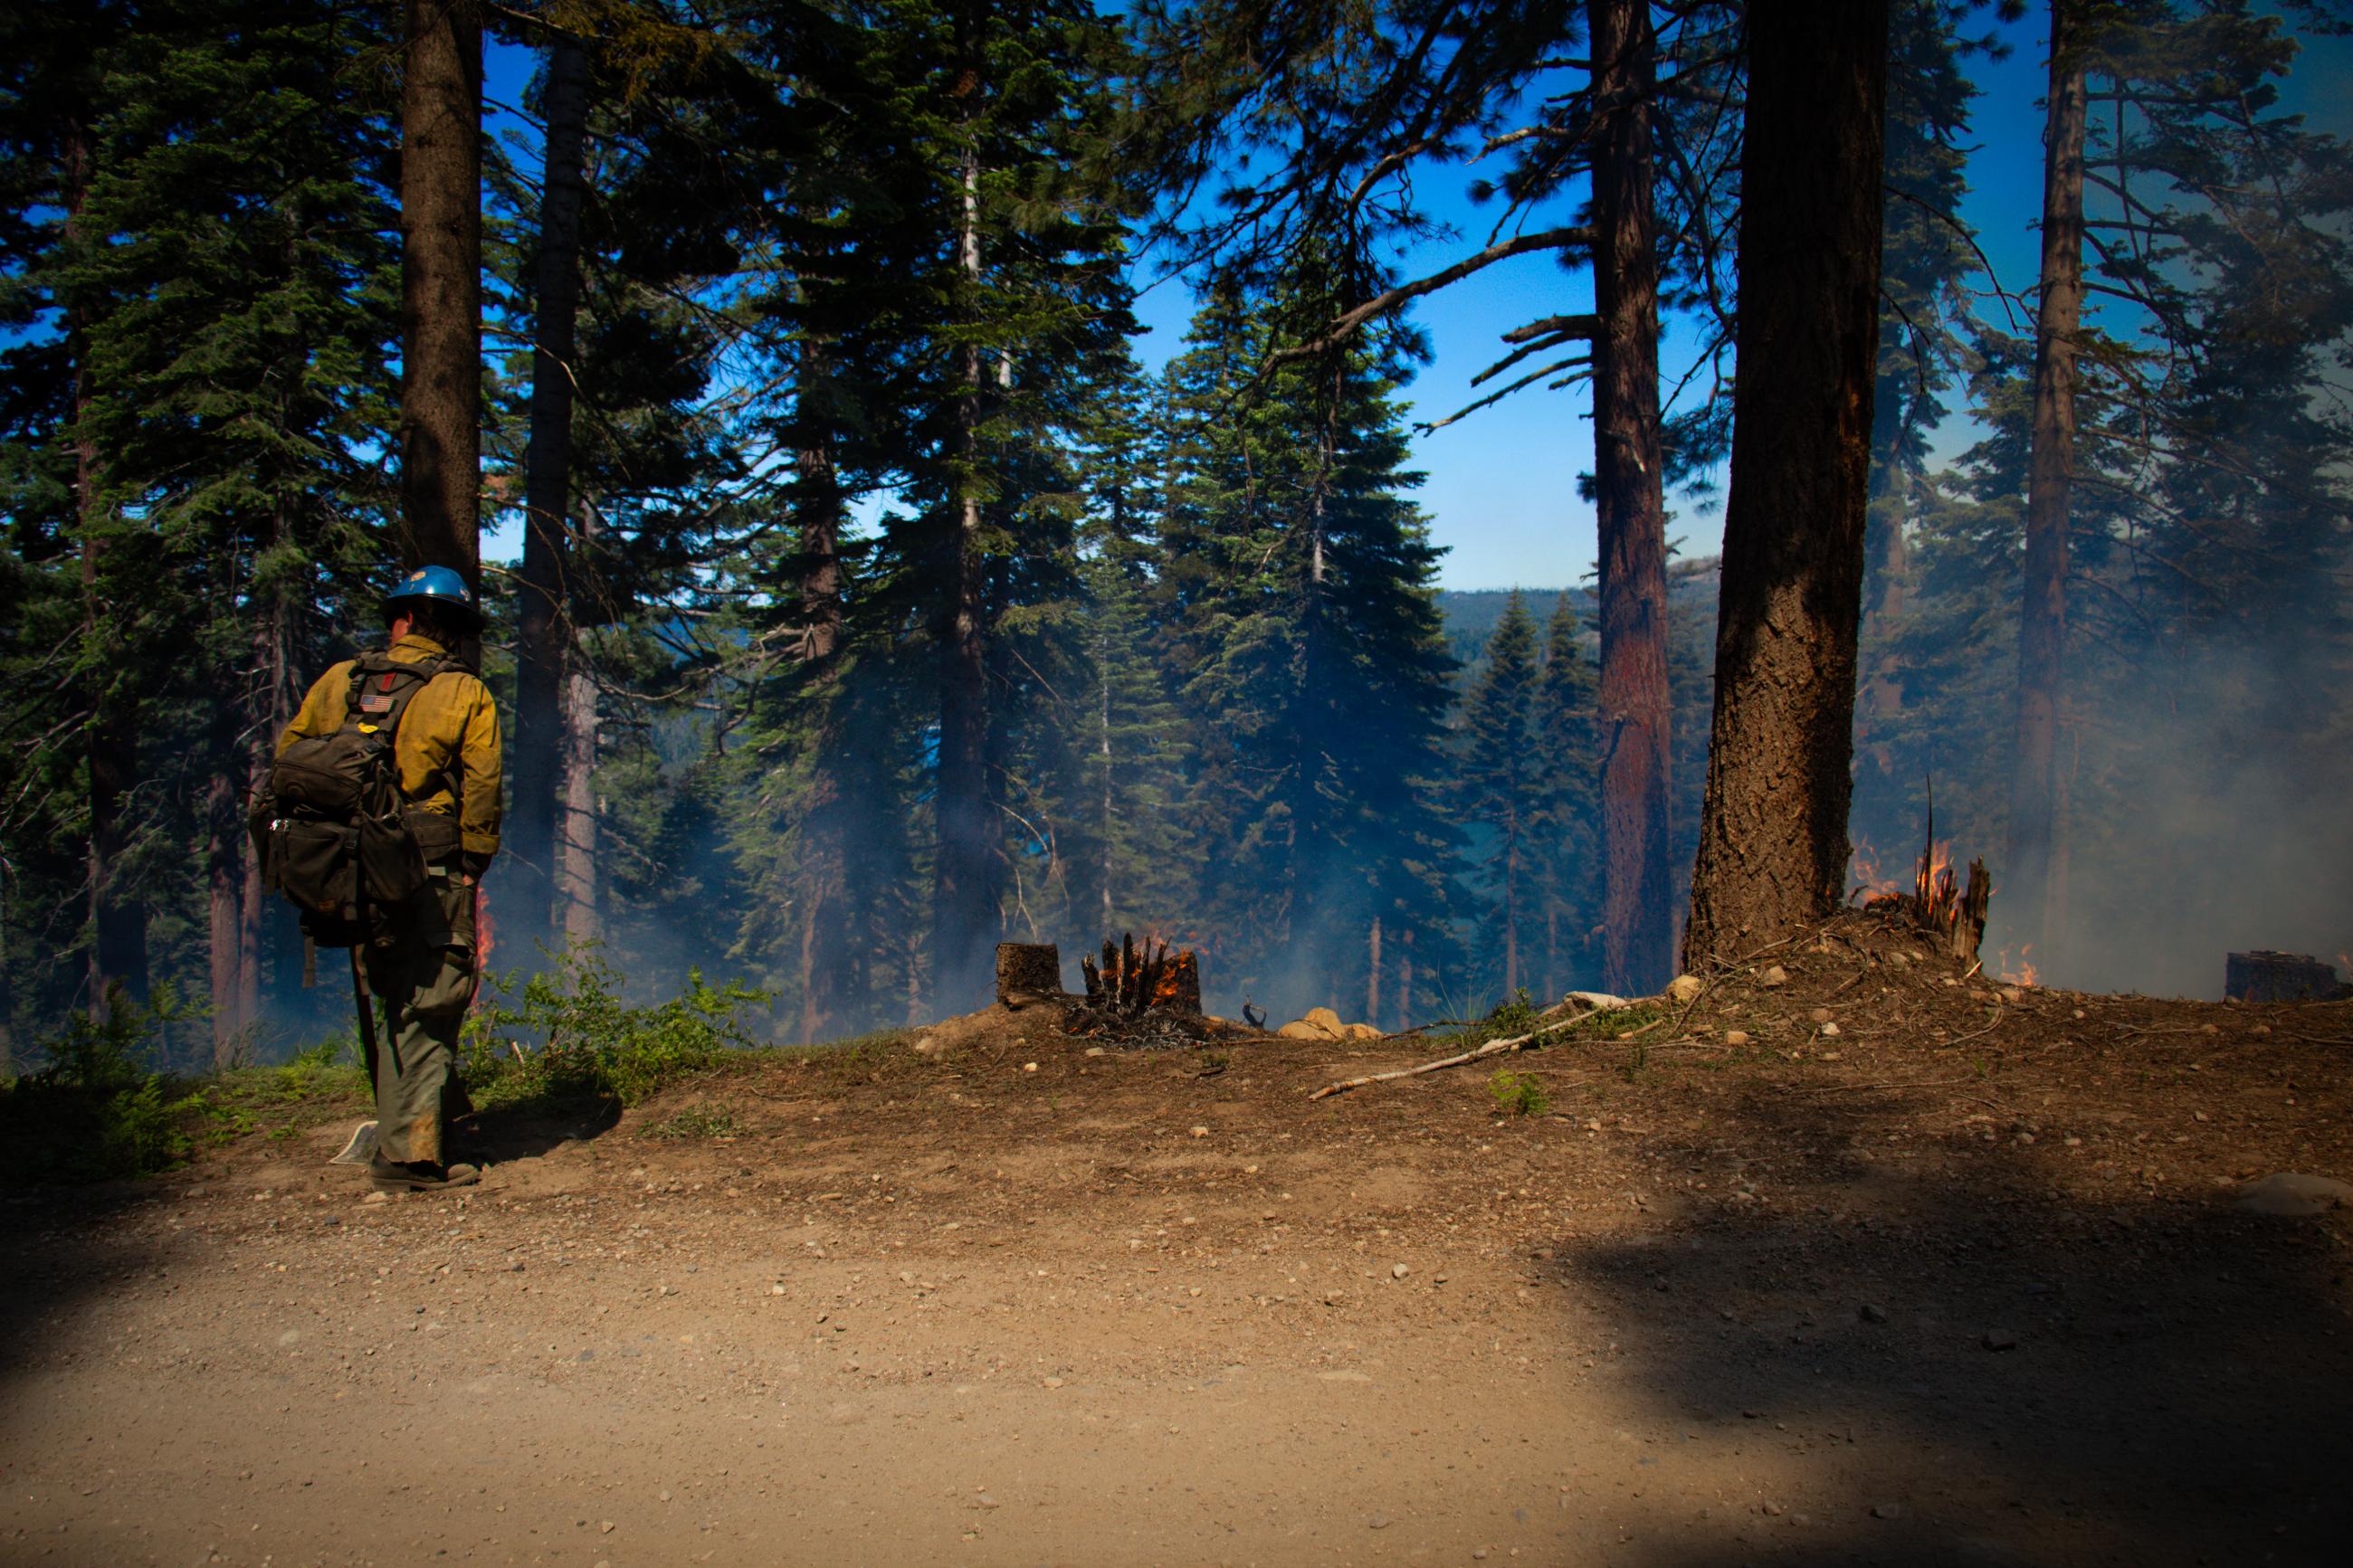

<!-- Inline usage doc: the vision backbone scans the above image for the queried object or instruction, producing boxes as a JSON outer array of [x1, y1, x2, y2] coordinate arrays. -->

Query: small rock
[[1367, 1514, 1393, 1530], [1084, 1046, 1105, 1057], [1761, 1501, 1785, 1516], [1724, 1030, 1750, 1047], [1818, 1022, 1840, 1038], [1808, 1006, 1833, 1024], [1759, 965, 1788, 988], [1023, 1061, 1038, 1072], [659, 1490, 672, 1503], [1982, 1328, 2018, 1351], [599, 1520, 615, 1534], [1190, 1126, 1209, 1138], [1392, 1263, 1411, 1279], [770, 1283, 786, 1296], [362, 1191, 388, 1206], [1872, 1503, 1902, 1520], [1667, 974, 1704, 1003], [1043, 1375, 1063, 1389], [1859, 1303, 1887, 1324], [2238, 1173, 2353, 1217], [2000, 985, 2024, 1003]]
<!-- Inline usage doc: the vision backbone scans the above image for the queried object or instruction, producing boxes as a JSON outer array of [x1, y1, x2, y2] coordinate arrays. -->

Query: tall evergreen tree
[[1160, 276, 1460, 1018], [1533, 593, 1601, 999], [1459, 591, 1545, 1003]]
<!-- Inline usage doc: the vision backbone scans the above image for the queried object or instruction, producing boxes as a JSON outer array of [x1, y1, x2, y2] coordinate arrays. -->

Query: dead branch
[[1307, 1030, 1541, 1100]]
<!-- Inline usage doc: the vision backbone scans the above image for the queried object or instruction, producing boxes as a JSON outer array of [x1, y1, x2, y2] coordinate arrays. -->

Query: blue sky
[[485, 10, 2353, 590]]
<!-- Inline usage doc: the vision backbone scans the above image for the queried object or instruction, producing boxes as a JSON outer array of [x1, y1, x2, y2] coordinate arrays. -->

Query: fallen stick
[[1308, 1030, 1540, 1100]]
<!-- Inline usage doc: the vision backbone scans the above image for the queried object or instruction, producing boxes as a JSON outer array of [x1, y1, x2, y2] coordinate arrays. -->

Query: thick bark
[[2010, 0, 2087, 961], [1683, 0, 1891, 964], [511, 28, 593, 958], [931, 62, 995, 1015], [1586, 0, 1674, 996], [398, 0, 482, 589]]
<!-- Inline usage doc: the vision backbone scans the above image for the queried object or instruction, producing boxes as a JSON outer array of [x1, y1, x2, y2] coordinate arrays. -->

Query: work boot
[[369, 1157, 481, 1192]]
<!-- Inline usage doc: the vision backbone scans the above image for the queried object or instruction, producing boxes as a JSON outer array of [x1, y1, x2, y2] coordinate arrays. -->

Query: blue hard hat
[[384, 564, 481, 630]]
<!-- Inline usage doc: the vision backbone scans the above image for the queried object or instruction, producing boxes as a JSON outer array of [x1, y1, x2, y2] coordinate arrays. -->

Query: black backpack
[[252, 650, 465, 947]]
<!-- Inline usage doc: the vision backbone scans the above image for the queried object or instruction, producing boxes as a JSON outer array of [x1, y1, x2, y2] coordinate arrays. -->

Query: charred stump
[[1079, 934, 1201, 1017], [994, 943, 1064, 1008]]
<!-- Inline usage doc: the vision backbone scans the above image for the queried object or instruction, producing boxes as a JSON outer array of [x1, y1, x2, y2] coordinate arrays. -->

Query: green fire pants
[[360, 875, 478, 1166]]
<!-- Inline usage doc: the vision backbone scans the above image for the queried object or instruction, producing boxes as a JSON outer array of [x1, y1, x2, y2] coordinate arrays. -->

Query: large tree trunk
[[206, 767, 243, 1067], [238, 544, 293, 1041], [1683, 0, 1891, 965], [510, 28, 593, 959], [2010, 0, 2087, 965], [1586, 0, 1673, 996], [64, 117, 149, 1016], [398, 0, 482, 590], [931, 43, 994, 1015], [794, 403, 853, 1044], [556, 634, 599, 946]]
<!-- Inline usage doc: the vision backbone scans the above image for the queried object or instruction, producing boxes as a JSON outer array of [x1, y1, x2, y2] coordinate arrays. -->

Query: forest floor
[[5, 913, 2352, 1568]]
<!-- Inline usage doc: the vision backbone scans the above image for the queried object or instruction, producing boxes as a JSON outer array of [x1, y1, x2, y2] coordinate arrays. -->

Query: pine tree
[[1534, 594, 1601, 1000], [1686, 0, 1893, 964], [1459, 592, 1544, 1005], [1160, 273, 1460, 1020]]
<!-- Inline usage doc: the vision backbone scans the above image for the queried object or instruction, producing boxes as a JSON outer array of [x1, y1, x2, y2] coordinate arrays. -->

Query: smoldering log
[[1078, 933, 1202, 1016]]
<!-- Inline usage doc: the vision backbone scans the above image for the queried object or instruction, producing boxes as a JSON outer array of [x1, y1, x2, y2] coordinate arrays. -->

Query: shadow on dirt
[[0, 1182, 174, 1384], [1547, 1080, 2353, 1566], [457, 1088, 622, 1166]]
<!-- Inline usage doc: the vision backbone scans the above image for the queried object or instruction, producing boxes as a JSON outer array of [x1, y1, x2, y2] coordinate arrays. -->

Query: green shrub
[[1487, 1069, 1550, 1117], [465, 945, 768, 1110], [640, 1104, 739, 1140], [0, 988, 204, 1182]]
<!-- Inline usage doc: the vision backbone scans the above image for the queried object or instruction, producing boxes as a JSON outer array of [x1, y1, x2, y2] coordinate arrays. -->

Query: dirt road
[[7, 927, 2350, 1566]]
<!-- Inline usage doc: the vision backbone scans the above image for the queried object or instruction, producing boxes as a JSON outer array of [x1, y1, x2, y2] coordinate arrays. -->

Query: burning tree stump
[[1858, 809, 1989, 965], [1079, 934, 1201, 1017], [2225, 951, 2348, 1003], [995, 943, 1064, 1008]]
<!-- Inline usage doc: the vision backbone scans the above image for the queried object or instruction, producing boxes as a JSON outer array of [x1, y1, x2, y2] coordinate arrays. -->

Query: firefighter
[[279, 565, 501, 1191]]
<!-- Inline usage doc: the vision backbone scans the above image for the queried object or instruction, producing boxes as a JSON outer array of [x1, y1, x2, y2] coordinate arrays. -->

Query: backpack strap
[[341, 650, 454, 804]]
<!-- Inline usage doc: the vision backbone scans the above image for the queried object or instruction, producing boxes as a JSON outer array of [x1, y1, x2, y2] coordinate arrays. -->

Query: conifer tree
[[1160, 274, 1459, 1018], [1459, 592, 1545, 1004], [1534, 594, 1601, 1000]]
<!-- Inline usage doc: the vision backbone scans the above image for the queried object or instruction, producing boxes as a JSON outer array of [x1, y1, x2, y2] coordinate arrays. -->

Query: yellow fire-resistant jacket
[[278, 632, 503, 865]]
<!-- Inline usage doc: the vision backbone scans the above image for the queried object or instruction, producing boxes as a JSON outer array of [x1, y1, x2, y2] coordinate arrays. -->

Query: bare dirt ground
[[7, 915, 2352, 1568]]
